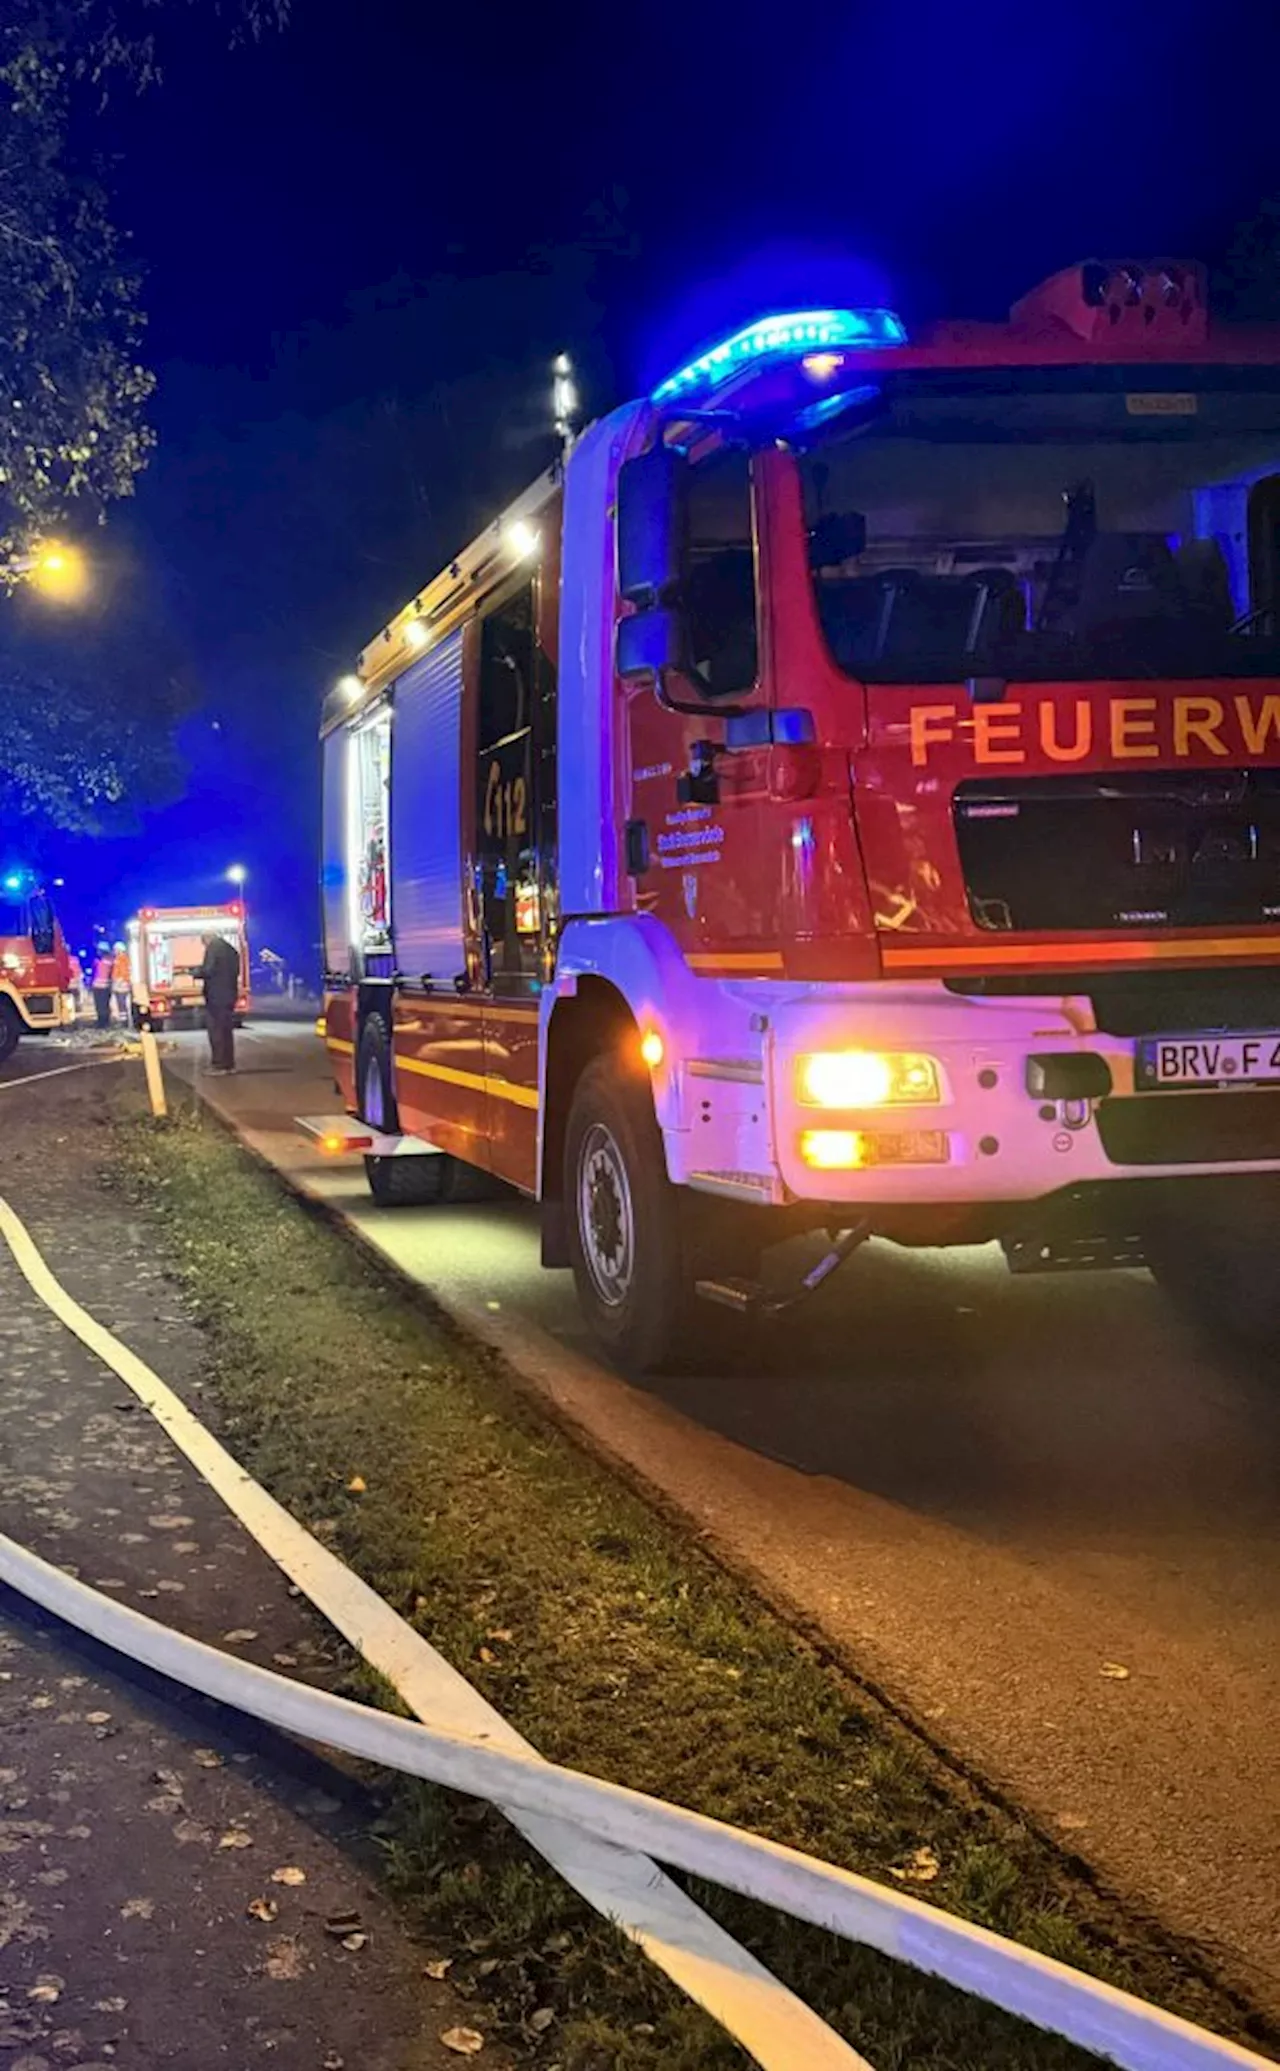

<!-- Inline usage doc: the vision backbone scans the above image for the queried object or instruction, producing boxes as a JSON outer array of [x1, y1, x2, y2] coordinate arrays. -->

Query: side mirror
[[616, 607, 691, 684], [617, 443, 689, 606], [29, 897, 55, 957]]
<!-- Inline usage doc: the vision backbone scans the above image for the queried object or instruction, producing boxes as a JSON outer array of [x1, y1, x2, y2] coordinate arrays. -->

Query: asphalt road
[[168, 1019, 1280, 2017]]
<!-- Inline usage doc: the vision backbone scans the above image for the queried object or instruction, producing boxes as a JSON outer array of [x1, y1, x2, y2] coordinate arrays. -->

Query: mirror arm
[[653, 668, 748, 722]]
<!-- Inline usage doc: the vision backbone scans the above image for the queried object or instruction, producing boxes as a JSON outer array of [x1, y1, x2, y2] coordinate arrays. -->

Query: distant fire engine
[[0, 871, 73, 1062], [316, 262, 1280, 1368], [129, 903, 250, 1029]]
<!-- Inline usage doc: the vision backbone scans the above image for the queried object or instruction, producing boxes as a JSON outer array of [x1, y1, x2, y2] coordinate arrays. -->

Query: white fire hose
[[0, 1195, 1270, 2071]]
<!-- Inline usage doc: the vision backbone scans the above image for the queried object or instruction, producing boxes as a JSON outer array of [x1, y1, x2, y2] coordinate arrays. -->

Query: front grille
[[1098, 1090, 1280, 1165], [23, 993, 56, 1018], [954, 768, 1280, 933], [947, 967, 1280, 1035]]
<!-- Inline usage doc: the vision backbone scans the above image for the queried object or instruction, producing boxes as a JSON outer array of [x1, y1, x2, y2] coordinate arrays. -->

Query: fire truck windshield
[[797, 367, 1280, 682], [0, 896, 27, 937]]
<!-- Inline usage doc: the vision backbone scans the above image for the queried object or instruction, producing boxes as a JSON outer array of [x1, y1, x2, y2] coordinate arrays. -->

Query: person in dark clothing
[[196, 931, 241, 1073]]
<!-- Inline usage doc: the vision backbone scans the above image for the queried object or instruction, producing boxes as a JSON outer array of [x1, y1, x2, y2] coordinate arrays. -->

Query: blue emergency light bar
[[651, 307, 907, 404]]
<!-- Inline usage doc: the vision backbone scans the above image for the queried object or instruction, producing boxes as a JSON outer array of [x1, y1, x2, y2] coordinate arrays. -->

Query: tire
[[364, 1151, 446, 1206], [1147, 1183, 1280, 1347], [0, 1000, 21, 1065], [356, 1011, 398, 1133], [565, 1055, 694, 1374]]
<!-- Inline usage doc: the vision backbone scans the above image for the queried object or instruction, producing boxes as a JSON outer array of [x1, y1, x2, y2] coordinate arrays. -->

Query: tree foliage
[[0, 648, 187, 837], [0, 0, 289, 570], [0, 0, 285, 832]]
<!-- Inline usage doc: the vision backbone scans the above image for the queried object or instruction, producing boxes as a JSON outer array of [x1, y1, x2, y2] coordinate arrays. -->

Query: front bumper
[[3, 984, 62, 1032], [676, 983, 1280, 1207]]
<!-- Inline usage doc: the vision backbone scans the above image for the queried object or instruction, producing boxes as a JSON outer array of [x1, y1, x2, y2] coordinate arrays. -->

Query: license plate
[[1136, 1033, 1280, 1089]]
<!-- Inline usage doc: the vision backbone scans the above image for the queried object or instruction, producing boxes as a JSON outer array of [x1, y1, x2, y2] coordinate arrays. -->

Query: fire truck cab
[[0, 872, 73, 1062], [321, 263, 1280, 1370]]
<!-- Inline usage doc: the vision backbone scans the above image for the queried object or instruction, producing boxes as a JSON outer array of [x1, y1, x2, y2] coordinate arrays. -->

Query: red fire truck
[[0, 871, 73, 1062], [319, 261, 1280, 1369], [129, 903, 250, 1028]]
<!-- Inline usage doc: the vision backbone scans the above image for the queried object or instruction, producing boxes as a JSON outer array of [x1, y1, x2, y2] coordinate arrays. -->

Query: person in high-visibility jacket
[[89, 942, 113, 1031], [111, 941, 131, 1026]]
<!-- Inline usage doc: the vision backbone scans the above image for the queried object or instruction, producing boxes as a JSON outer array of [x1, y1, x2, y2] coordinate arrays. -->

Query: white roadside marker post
[[128, 930, 167, 1119]]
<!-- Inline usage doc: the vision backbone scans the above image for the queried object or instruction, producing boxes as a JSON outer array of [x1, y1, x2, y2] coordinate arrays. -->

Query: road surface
[[168, 1019, 1280, 2017]]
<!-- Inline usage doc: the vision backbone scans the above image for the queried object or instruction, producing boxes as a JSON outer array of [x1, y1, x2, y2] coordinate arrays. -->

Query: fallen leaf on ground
[[423, 1958, 453, 1980], [218, 1829, 254, 1850], [889, 1845, 940, 1884], [271, 1866, 307, 1886], [346, 1475, 367, 1494], [27, 1974, 64, 2004], [441, 2029, 485, 2057], [247, 1898, 279, 1922], [193, 1749, 224, 1769], [120, 1897, 154, 1920], [1100, 1661, 1131, 1680], [264, 1935, 306, 1980], [529, 2008, 555, 2034], [341, 1931, 369, 1952], [485, 1629, 514, 1644], [325, 1910, 362, 1938], [84, 1711, 112, 1725], [222, 1629, 259, 1644], [272, 1652, 298, 1667]]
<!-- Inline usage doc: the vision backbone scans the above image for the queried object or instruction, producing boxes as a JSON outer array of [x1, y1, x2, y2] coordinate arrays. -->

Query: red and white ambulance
[[319, 262, 1280, 1368], [0, 872, 73, 1062]]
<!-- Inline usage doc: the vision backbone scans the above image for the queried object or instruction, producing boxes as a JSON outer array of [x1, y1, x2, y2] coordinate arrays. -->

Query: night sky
[[34, 0, 1280, 965]]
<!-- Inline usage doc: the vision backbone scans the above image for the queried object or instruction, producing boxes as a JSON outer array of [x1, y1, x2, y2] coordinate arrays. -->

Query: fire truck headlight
[[800, 1128, 866, 1170], [796, 1050, 941, 1108], [2, 951, 23, 972]]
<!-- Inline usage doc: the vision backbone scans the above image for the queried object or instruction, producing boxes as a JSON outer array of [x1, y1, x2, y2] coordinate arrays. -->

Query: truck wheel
[[565, 1056, 693, 1374], [1148, 1189, 1280, 1347], [0, 1000, 21, 1065], [357, 1012, 398, 1133], [365, 1151, 446, 1206]]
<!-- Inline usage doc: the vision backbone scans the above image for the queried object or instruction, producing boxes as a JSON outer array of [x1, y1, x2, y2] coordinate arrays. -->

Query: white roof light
[[505, 519, 539, 560]]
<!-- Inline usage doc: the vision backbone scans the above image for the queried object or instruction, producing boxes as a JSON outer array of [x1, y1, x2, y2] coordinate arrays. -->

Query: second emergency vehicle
[[319, 262, 1280, 1369], [129, 902, 251, 1028], [0, 872, 73, 1062]]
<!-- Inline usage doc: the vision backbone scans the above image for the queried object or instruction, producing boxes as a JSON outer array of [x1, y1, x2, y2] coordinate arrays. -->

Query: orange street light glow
[[29, 541, 89, 602]]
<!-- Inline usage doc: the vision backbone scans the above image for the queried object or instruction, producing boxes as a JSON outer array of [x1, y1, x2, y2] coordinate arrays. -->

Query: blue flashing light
[[3, 873, 24, 893], [651, 308, 907, 404]]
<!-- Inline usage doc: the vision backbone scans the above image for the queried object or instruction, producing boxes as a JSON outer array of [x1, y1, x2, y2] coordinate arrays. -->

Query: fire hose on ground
[[0, 1191, 1271, 2071]]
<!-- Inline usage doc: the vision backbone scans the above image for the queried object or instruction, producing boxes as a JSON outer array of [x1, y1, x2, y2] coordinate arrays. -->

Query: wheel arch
[[539, 977, 644, 1264]]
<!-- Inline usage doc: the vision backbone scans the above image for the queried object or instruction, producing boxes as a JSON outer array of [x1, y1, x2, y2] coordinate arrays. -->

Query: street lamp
[[10, 541, 90, 603], [226, 865, 247, 888]]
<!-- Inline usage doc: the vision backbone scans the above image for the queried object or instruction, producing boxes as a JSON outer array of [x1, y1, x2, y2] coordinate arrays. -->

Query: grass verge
[[108, 1090, 1272, 2069]]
